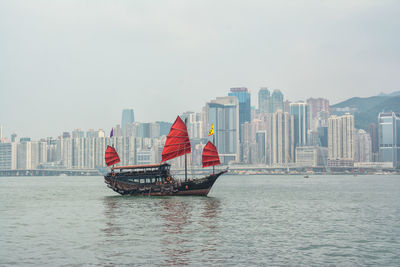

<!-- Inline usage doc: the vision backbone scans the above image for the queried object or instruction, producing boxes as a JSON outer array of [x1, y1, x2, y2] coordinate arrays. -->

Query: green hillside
[[330, 95, 400, 130]]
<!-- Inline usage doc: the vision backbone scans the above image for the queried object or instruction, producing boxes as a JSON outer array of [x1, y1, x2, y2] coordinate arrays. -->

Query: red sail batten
[[105, 145, 120, 166], [161, 116, 191, 162], [202, 141, 221, 168]]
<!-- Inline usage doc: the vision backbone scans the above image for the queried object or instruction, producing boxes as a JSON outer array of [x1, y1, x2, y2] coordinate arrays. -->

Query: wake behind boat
[[104, 116, 227, 196]]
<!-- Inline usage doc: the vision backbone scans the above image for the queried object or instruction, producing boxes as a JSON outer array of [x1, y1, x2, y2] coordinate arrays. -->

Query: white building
[[136, 148, 156, 165], [0, 143, 17, 169], [62, 138, 73, 169], [296, 146, 328, 167], [271, 110, 294, 166], [328, 113, 354, 160]]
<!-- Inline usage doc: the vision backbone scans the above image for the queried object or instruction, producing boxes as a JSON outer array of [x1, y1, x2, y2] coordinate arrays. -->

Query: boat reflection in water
[[160, 197, 221, 266], [101, 196, 221, 265]]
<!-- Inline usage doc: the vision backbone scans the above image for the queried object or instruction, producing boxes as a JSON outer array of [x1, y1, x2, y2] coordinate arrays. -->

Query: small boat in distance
[[104, 116, 227, 196]]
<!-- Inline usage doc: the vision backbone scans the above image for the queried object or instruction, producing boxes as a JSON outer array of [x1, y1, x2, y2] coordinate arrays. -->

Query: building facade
[[354, 129, 372, 162], [121, 109, 135, 135], [0, 143, 17, 169], [328, 113, 354, 161], [290, 102, 309, 148], [206, 96, 240, 164], [378, 112, 400, 168], [271, 110, 294, 166], [258, 88, 271, 113], [306, 98, 329, 131]]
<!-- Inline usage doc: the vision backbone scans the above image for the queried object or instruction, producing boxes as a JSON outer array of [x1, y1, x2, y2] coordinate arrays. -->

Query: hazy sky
[[1, 0, 399, 139]]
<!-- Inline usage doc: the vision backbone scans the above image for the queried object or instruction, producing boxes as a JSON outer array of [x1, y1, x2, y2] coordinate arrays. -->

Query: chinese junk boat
[[104, 116, 227, 196]]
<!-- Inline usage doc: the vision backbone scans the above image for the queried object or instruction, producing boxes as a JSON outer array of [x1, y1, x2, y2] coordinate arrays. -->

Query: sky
[[1, 0, 399, 139]]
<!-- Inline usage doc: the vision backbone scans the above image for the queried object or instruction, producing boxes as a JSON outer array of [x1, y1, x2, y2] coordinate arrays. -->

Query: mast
[[184, 118, 188, 182], [213, 134, 215, 175]]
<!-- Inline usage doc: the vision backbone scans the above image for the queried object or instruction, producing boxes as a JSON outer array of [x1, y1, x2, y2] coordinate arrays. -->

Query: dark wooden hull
[[104, 170, 227, 196]]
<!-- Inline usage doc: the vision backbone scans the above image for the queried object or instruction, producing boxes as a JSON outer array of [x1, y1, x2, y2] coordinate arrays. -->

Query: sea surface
[[0, 174, 399, 266]]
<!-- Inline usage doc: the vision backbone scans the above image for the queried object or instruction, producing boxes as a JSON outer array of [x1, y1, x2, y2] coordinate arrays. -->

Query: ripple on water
[[0, 175, 400, 266]]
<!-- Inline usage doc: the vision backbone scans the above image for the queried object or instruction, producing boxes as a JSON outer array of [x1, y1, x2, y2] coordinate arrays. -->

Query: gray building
[[271, 89, 284, 113], [256, 131, 266, 164], [121, 109, 135, 135], [290, 102, 309, 148], [258, 88, 271, 113], [206, 96, 240, 164], [378, 112, 400, 168]]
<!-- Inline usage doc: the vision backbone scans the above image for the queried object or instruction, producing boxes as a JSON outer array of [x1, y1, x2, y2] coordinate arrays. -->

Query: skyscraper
[[306, 98, 330, 131], [328, 113, 354, 160], [368, 123, 379, 161], [206, 96, 240, 164], [258, 88, 271, 113], [271, 110, 294, 165], [121, 109, 135, 134], [17, 141, 32, 170], [290, 102, 309, 148], [228, 87, 251, 125], [0, 143, 17, 169], [378, 112, 400, 168], [355, 129, 372, 162], [271, 89, 284, 113], [256, 131, 266, 164], [11, 133, 17, 142], [0, 124, 3, 141]]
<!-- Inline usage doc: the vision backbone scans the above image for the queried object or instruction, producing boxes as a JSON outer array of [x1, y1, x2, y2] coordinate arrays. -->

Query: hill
[[330, 95, 400, 130], [378, 90, 400, 97]]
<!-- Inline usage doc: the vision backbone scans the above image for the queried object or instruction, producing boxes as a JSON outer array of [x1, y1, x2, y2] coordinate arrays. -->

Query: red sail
[[161, 116, 191, 162], [105, 145, 120, 166], [202, 141, 221, 168]]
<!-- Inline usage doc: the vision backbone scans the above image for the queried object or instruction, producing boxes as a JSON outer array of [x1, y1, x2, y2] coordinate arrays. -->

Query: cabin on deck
[[111, 163, 171, 184]]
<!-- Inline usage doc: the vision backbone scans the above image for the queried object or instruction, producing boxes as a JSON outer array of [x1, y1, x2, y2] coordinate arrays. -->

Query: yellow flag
[[208, 124, 214, 136]]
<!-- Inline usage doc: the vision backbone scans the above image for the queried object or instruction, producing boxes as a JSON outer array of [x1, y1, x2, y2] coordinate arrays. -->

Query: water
[[1, 175, 399, 266]]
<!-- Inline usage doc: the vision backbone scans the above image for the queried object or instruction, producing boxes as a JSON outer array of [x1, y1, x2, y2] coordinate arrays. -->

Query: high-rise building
[[157, 121, 173, 136], [258, 88, 271, 113], [62, 137, 73, 169], [378, 112, 400, 168], [0, 124, 3, 141], [290, 102, 309, 148], [328, 113, 354, 160], [367, 123, 379, 161], [17, 141, 32, 169], [0, 143, 17, 170], [181, 111, 203, 139], [11, 133, 17, 142], [317, 126, 328, 147], [72, 129, 84, 139], [206, 96, 240, 164], [355, 129, 372, 162], [271, 89, 284, 113], [256, 131, 266, 164], [121, 109, 135, 134], [306, 98, 329, 131], [271, 110, 294, 166], [229, 88, 251, 141], [62, 132, 71, 139]]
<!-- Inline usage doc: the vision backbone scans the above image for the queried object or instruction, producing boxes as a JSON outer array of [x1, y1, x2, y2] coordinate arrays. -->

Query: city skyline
[[0, 88, 399, 140], [1, 1, 400, 138]]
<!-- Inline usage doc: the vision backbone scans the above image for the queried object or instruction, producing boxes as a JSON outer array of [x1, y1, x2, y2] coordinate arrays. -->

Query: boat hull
[[104, 170, 227, 196]]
